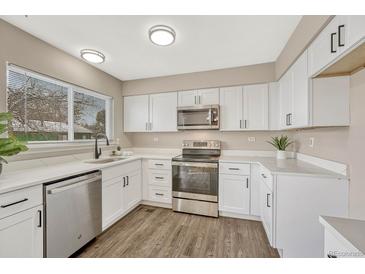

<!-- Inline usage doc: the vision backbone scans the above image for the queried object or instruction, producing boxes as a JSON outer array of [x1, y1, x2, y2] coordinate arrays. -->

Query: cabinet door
[[243, 84, 268, 130], [102, 176, 124, 229], [197, 88, 219, 105], [219, 174, 250, 215], [124, 95, 149, 132], [149, 92, 177, 132], [339, 15, 365, 52], [250, 164, 261, 216], [0, 205, 43, 258], [124, 170, 142, 211], [178, 90, 197, 107], [219, 86, 243, 130], [307, 17, 341, 76], [260, 181, 273, 245], [279, 71, 293, 129], [268, 82, 280, 130], [292, 50, 309, 128]]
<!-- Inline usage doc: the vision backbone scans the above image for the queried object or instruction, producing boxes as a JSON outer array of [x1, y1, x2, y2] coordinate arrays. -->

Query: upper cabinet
[[178, 88, 219, 106], [220, 84, 268, 131], [124, 92, 177, 132], [308, 15, 365, 77]]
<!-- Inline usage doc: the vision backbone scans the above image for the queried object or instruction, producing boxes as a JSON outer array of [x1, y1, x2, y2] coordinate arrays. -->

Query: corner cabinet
[[220, 84, 269, 131], [124, 92, 177, 132], [178, 88, 219, 107]]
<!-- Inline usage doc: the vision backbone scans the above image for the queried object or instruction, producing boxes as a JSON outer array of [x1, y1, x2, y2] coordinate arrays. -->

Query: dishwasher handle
[[48, 175, 102, 194]]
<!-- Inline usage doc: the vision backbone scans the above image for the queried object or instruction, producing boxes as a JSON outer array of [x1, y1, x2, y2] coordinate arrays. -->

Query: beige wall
[[0, 19, 130, 146], [128, 130, 292, 151], [294, 68, 365, 219], [275, 15, 332, 79], [122, 62, 275, 96]]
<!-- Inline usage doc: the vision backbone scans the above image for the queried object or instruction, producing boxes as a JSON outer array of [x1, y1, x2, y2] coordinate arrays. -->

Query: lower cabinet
[[260, 177, 273, 246], [102, 160, 142, 230], [0, 205, 43, 258]]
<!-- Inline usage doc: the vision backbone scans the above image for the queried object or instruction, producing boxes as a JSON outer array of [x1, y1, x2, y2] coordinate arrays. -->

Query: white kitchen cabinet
[[260, 179, 273, 246], [220, 84, 268, 131], [250, 164, 261, 216], [279, 50, 309, 129], [219, 86, 243, 130], [0, 205, 43, 258], [268, 82, 280, 130], [219, 174, 250, 215], [243, 84, 269, 130], [149, 92, 177, 132], [324, 228, 364, 258], [124, 92, 177, 132], [102, 160, 142, 230], [308, 16, 365, 77], [123, 169, 142, 210], [178, 88, 219, 106], [124, 95, 149, 132]]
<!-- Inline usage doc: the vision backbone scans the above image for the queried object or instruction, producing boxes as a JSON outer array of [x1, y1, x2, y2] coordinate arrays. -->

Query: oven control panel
[[182, 140, 220, 149]]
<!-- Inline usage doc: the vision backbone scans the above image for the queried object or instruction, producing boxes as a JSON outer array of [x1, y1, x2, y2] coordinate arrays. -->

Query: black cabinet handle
[[286, 113, 290, 126], [261, 173, 267, 179], [155, 176, 164, 180], [37, 210, 42, 228], [229, 168, 240, 170], [123, 177, 126, 187], [155, 163, 164, 166], [1, 198, 28, 208], [338, 25, 345, 47], [246, 178, 249, 188], [331, 33, 337, 53], [126, 176, 129, 186], [155, 193, 164, 196], [266, 194, 271, 208], [327, 254, 337, 258]]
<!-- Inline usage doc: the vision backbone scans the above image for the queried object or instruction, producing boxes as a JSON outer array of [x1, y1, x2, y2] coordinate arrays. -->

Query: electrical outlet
[[153, 137, 159, 142], [309, 137, 314, 148], [248, 137, 256, 142]]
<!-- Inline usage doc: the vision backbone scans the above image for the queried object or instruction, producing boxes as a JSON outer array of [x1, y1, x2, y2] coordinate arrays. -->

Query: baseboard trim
[[219, 211, 261, 221], [296, 153, 348, 176]]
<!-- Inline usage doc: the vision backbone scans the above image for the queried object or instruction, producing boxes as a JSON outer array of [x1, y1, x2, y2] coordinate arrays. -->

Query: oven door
[[177, 105, 219, 130], [172, 161, 218, 202]]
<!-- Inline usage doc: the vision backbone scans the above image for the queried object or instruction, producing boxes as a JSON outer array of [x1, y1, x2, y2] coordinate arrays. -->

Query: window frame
[[6, 64, 113, 144]]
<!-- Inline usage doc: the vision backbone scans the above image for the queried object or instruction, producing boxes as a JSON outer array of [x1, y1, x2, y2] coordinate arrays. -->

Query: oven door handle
[[172, 161, 218, 168]]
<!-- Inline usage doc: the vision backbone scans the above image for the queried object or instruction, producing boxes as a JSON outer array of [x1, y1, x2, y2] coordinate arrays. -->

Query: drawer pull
[[155, 163, 164, 166], [37, 210, 42, 228], [228, 168, 240, 170], [155, 193, 164, 196], [155, 176, 164, 180], [266, 194, 271, 208], [261, 173, 267, 179], [1, 198, 28, 208], [327, 254, 337, 258]]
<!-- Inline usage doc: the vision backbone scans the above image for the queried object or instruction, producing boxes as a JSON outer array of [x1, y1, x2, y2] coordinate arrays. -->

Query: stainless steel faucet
[[94, 133, 110, 159]]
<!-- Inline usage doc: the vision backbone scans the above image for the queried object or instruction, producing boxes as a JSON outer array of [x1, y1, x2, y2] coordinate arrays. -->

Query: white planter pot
[[276, 150, 287, 160]]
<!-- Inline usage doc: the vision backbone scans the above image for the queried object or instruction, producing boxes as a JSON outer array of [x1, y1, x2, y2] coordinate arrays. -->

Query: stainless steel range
[[172, 140, 220, 217]]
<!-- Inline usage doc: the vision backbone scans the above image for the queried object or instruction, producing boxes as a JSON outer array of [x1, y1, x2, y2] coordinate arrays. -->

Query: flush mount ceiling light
[[149, 25, 176, 46], [80, 49, 105, 64]]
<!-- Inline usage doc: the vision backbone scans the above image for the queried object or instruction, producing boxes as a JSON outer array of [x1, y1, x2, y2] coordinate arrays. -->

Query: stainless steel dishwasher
[[44, 171, 102, 258]]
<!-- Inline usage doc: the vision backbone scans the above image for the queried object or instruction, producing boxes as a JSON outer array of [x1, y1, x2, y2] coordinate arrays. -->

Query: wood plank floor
[[75, 205, 279, 258]]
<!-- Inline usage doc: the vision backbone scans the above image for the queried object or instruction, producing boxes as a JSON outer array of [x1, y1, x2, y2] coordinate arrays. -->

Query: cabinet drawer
[[259, 167, 273, 190], [102, 160, 141, 181], [0, 185, 42, 219], [148, 159, 171, 170], [219, 163, 250, 175], [149, 170, 171, 187], [148, 186, 171, 204]]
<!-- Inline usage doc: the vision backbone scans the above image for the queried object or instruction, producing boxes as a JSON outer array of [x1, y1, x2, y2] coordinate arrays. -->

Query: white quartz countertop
[[320, 216, 365, 254], [0, 153, 175, 194], [219, 156, 346, 179]]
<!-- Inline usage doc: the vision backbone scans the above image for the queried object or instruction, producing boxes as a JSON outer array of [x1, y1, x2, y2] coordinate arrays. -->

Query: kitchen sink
[[84, 157, 129, 164]]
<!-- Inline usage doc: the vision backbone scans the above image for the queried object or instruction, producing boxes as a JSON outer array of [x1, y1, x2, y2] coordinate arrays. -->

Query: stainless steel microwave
[[177, 105, 219, 130]]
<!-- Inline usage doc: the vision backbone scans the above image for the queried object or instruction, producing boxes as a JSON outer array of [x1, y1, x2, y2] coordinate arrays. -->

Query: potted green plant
[[267, 135, 293, 160], [0, 112, 28, 175]]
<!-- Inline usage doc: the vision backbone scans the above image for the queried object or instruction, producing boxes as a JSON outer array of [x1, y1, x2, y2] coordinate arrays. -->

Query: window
[[7, 65, 113, 142]]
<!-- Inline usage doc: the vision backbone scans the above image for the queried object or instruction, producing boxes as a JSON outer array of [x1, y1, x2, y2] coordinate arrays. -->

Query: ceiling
[[1, 15, 302, 81]]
